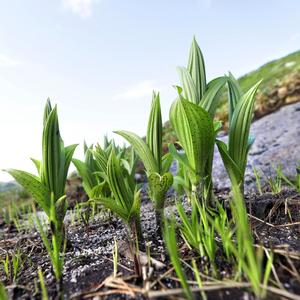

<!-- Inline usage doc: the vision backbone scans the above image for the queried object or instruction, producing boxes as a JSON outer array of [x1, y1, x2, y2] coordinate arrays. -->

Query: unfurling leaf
[[149, 172, 173, 209]]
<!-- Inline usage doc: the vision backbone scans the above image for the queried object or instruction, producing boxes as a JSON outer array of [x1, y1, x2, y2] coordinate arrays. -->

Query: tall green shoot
[[172, 37, 228, 202], [4, 99, 77, 285], [115, 92, 173, 233], [217, 80, 261, 193]]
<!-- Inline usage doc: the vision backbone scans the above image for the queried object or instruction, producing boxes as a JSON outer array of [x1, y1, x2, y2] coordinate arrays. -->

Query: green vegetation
[[2, 38, 299, 299], [238, 50, 300, 92], [163, 50, 300, 145]]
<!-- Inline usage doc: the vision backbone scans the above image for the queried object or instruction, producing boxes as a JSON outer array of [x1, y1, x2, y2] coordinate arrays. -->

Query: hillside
[[163, 50, 300, 146]]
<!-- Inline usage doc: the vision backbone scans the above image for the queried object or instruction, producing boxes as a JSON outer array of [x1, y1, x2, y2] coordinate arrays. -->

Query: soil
[[0, 188, 300, 300]]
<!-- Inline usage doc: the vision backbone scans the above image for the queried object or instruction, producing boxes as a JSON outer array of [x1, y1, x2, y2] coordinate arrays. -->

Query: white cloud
[[62, 0, 100, 18], [0, 53, 20, 66], [113, 80, 157, 101]]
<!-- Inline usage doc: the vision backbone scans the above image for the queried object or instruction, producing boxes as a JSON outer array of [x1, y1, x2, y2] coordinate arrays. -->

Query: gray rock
[[170, 102, 300, 192]]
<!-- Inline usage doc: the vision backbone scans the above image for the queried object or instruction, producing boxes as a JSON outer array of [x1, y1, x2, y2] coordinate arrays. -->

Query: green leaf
[[5, 169, 50, 215], [188, 36, 206, 100], [177, 67, 199, 104], [228, 81, 261, 175], [94, 197, 128, 221], [128, 189, 141, 222], [148, 172, 173, 209], [227, 72, 243, 125], [146, 92, 163, 173], [162, 153, 173, 174], [216, 140, 243, 184], [30, 158, 41, 176], [169, 98, 214, 181], [114, 130, 158, 174], [41, 105, 65, 199], [55, 195, 68, 223], [200, 76, 228, 118], [43, 98, 52, 127], [93, 144, 109, 172], [64, 144, 78, 184], [107, 151, 132, 212], [72, 158, 94, 197], [168, 143, 194, 176]]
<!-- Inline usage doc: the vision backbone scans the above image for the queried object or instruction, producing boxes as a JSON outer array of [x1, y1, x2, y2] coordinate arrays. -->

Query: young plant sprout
[[216, 80, 261, 193], [115, 92, 173, 234], [93, 150, 142, 242], [171, 37, 228, 202], [4, 99, 77, 286]]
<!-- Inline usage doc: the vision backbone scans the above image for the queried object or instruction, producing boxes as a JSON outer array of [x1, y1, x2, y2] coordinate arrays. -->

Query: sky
[[0, 0, 299, 181]]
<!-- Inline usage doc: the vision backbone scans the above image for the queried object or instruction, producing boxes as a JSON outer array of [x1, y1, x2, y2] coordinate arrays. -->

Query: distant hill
[[163, 50, 300, 146], [0, 181, 19, 193]]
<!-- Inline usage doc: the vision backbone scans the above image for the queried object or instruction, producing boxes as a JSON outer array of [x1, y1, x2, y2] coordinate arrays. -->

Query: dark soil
[[0, 188, 300, 300]]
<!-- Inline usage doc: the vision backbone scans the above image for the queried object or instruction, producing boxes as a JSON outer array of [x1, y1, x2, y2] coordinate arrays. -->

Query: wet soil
[[0, 188, 300, 300]]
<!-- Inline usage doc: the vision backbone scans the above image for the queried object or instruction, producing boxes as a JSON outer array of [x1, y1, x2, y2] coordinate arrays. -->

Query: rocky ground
[[0, 187, 300, 299]]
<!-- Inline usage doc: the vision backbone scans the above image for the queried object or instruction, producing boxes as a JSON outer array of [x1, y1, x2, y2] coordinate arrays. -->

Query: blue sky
[[0, 0, 299, 181]]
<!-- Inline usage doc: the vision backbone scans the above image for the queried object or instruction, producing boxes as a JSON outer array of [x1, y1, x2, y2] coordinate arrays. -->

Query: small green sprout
[[253, 166, 263, 195], [38, 267, 49, 300], [177, 197, 217, 274], [276, 164, 300, 193], [164, 217, 195, 300], [1, 254, 9, 281], [1, 250, 22, 283], [12, 249, 22, 282]]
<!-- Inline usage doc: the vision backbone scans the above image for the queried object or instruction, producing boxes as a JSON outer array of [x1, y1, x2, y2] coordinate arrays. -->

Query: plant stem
[[155, 207, 164, 238]]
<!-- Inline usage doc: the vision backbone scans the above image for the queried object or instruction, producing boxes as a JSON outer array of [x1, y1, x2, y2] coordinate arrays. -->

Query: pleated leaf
[[228, 81, 261, 175], [146, 92, 162, 173], [5, 169, 50, 215], [200, 76, 228, 118], [114, 130, 158, 174], [94, 197, 128, 221], [188, 36, 206, 100], [162, 153, 173, 174], [216, 140, 243, 184], [177, 67, 199, 104], [41, 106, 65, 199], [30, 158, 41, 176], [72, 158, 94, 197], [107, 151, 132, 212], [169, 98, 214, 180], [63, 144, 78, 184], [93, 145, 109, 172], [227, 72, 243, 125], [168, 143, 195, 176]]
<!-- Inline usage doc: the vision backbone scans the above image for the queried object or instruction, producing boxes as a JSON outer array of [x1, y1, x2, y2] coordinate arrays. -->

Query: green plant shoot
[[115, 92, 173, 233], [4, 99, 77, 282]]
